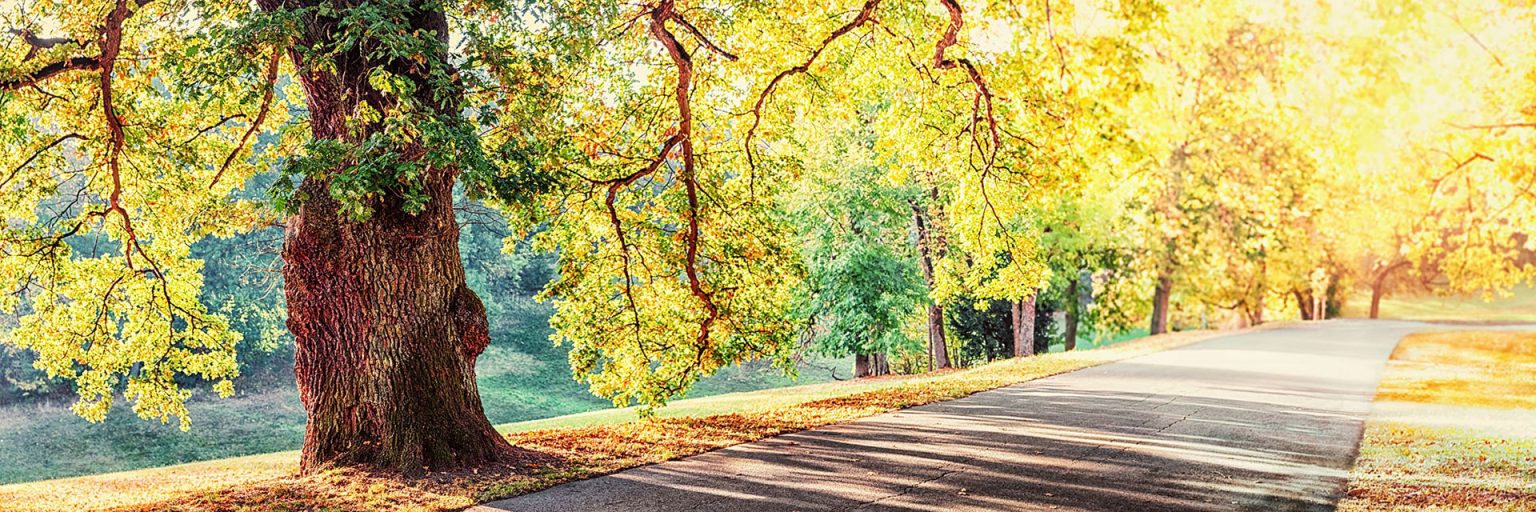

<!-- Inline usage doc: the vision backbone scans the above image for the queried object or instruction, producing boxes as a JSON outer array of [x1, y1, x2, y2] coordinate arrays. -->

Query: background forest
[[3, 0, 1536, 486]]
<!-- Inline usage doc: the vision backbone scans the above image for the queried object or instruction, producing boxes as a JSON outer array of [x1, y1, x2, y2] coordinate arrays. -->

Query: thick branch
[[648, 0, 720, 354], [210, 49, 283, 189], [932, 0, 964, 69], [0, 57, 100, 91], [668, 13, 738, 61], [1, 0, 155, 90], [101, 0, 139, 268], [8, 28, 79, 61]]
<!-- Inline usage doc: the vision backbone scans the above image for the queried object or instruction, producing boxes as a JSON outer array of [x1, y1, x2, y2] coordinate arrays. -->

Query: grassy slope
[[0, 298, 1152, 484], [1340, 331, 1536, 511], [0, 323, 848, 485], [1340, 286, 1536, 323], [0, 329, 1224, 512]]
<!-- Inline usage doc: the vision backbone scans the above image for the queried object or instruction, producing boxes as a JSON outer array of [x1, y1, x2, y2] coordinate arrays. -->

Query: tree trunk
[[1011, 300, 1024, 357], [1064, 275, 1080, 352], [911, 200, 949, 371], [1251, 290, 1265, 326], [266, 0, 510, 474], [927, 304, 950, 370], [1293, 289, 1313, 320], [1150, 271, 1173, 335], [856, 351, 892, 378], [1369, 281, 1385, 319], [1369, 261, 1407, 320], [1014, 295, 1037, 357]]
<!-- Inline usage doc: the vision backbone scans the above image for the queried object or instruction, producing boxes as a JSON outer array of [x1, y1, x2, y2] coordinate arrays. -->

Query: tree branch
[[8, 28, 80, 60], [745, 0, 882, 171], [0, 56, 101, 91], [649, 0, 720, 355], [667, 13, 738, 61], [2, 133, 84, 191], [210, 49, 283, 189], [1, 0, 156, 91]]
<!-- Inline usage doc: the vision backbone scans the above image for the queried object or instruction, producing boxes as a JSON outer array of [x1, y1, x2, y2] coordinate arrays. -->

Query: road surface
[[474, 321, 1444, 511]]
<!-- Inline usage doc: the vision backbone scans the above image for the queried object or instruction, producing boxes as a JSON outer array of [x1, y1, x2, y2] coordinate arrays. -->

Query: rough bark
[[1150, 271, 1173, 335], [264, 0, 510, 474], [926, 304, 950, 370], [1011, 300, 1024, 357], [1014, 295, 1037, 357], [1064, 275, 1080, 352]]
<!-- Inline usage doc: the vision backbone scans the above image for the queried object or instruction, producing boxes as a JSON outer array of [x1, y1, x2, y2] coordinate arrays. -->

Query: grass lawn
[[0, 329, 1223, 512], [1340, 286, 1536, 323], [1340, 331, 1536, 511], [0, 325, 848, 485]]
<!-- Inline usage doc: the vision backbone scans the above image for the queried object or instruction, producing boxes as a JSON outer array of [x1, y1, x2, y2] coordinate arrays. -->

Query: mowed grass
[[1340, 331, 1536, 511], [1341, 286, 1536, 323], [0, 304, 847, 485], [0, 329, 1223, 512]]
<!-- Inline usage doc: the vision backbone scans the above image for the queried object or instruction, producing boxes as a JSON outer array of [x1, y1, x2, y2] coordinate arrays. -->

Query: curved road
[[475, 321, 1445, 511]]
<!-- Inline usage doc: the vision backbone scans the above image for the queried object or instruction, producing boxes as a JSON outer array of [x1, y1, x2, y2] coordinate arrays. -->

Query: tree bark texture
[[1014, 295, 1037, 357], [1150, 271, 1173, 335], [855, 353, 890, 378], [1011, 300, 1024, 357], [264, 0, 511, 474], [926, 304, 950, 370]]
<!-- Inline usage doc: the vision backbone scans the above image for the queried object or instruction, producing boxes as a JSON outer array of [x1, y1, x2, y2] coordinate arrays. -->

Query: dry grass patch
[[5, 329, 1220, 512], [1340, 331, 1536, 512]]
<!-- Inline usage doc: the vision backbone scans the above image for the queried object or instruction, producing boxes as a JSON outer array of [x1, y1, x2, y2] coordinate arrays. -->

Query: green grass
[[0, 297, 1137, 485], [0, 328, 1220, 512], [0, 301, 849, 485], [508, 328, 1154, 433], [1341, 285, 1536, 323], [0, 389, 306, 485]]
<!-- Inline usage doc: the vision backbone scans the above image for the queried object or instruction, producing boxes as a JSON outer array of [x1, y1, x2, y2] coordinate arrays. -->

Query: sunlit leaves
[[0, 0, 285, 428]]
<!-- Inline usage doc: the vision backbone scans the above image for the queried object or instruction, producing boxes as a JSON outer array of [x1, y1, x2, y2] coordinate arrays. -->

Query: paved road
[[475, 321, 1435, 511]]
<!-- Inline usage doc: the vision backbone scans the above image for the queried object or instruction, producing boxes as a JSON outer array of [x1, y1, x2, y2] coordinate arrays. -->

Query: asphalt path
[[474, 320, 1454, 511]]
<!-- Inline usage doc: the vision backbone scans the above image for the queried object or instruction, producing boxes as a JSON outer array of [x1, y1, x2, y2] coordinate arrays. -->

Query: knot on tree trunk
[[454, 284, 490, 358]]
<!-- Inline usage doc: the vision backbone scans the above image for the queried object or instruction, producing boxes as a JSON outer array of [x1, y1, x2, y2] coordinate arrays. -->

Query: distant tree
[[788, 137, 926, 378], [950, 294, 1058, 366], [950, 298, 1012, 365]]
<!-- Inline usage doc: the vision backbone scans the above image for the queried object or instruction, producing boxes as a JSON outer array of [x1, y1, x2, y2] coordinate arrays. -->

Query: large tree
[[257, 0, 513, 472], [0, 0, 514, 473], [1, 0, 1051, 474]]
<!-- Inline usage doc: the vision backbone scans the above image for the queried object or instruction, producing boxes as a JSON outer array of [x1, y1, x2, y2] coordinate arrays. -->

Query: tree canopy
[[2, 0, 1534, 434]]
